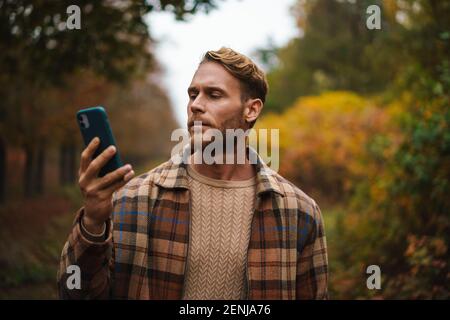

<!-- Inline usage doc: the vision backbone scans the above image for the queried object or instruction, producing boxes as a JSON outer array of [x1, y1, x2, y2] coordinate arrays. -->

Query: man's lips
[[188, 121, 212, 129]]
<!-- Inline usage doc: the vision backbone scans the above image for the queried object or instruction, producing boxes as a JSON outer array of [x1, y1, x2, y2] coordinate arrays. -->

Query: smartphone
[[76, 106, 123, 177]]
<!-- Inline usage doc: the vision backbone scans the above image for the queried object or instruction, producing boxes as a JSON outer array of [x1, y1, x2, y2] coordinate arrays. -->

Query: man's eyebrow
[[206, 85, 226, 92], [188, 85, 227, 93], [187, 86, 198, 93]]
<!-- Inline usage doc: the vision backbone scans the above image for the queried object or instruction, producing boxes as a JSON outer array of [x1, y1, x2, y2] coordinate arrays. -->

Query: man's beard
[[188, 114, 248, 158], [190, 119, 247, 163]]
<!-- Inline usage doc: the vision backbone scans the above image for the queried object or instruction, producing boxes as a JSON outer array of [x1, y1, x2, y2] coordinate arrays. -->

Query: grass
[[321, 205, 352, 299]]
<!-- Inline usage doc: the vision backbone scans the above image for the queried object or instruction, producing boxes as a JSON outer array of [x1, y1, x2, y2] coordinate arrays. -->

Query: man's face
[[187, 62, 247, 148]]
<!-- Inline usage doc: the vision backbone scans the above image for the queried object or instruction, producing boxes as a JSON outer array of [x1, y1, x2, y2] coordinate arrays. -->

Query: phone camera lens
[[78, 114, 89, 129]]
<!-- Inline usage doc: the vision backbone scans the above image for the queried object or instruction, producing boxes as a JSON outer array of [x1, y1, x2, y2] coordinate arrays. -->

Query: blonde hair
[[201, 47, 268, 104]]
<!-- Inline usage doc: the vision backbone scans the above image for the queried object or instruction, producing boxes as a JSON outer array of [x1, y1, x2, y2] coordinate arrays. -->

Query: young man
[[57, 47, 328, 300]]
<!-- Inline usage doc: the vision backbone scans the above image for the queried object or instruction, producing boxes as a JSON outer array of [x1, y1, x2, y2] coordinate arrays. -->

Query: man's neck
[[189, 149, 256, 181]]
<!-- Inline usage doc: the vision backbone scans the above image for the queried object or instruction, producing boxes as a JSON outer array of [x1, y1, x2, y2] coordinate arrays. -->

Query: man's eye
[[210, 93, 221, 99], [189, 94, 197, 100]]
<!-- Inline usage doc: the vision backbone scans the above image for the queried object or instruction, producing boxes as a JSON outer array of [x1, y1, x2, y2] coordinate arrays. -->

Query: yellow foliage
[[256, 91, 402, 203]]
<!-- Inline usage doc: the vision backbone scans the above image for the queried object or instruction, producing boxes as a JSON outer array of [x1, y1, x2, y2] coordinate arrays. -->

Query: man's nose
[[189, 94, 206, 113]]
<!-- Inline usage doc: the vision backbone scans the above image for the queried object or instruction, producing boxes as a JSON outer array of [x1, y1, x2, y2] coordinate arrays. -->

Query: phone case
[[76, 106, 123, 177]]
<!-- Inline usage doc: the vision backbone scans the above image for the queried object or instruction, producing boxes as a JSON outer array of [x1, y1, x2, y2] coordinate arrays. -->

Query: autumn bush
[[257, 91, 402, 205], [257, 89, 449, 299], [257, 0, 449, 299]]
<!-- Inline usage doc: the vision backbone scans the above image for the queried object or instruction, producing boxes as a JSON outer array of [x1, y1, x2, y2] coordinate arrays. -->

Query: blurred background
[[0, 0, 448, 299]]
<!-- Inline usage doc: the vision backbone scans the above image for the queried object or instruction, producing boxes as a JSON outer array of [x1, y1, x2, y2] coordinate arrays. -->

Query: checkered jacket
[[57, 150, 328, 299]]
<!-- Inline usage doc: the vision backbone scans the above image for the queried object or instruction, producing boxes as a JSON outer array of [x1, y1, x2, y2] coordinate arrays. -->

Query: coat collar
[[154, 145, 285, 197]]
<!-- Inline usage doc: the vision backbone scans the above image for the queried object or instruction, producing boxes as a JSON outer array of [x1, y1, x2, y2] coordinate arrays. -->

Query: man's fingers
[[123, 170, 135, 181], [84, 145, 116, 179], [80, 137, 100, 174], [100, 170, 135, 197], [96, 164, 133, 190]]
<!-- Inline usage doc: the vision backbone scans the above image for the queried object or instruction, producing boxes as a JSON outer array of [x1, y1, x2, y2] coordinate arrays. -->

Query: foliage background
[[256, 0, 449, 299]]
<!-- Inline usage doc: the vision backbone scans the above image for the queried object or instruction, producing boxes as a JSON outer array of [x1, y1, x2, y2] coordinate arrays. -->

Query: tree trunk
[[68, 143, 77, 184], [59, 144, 66, 185], [24, 145, 34, 197], [59, 142, 78, 185], [35, 140, 45, 194], [0, 138, 5, 203]]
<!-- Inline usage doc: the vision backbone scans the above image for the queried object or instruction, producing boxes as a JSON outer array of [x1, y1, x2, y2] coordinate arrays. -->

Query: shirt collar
[[154, 145, 285, 197]]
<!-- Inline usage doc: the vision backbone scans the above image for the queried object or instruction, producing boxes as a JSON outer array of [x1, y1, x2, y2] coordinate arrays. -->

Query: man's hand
[[78, 137, 134, 234]]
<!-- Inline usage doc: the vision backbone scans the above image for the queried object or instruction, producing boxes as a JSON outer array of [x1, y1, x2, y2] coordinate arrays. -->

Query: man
[[57, 47, 328, 300]]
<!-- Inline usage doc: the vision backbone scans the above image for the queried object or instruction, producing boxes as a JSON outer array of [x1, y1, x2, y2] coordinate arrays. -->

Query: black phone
[[76, 106, 123, 177]]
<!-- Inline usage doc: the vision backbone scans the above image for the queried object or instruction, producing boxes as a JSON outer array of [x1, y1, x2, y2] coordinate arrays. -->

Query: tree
[[0, 0, 218, 199], [262, 0, 400, 113], [256, 0, 450, 298], [256, 91, 401, 204], [327, 0, 450, 299]]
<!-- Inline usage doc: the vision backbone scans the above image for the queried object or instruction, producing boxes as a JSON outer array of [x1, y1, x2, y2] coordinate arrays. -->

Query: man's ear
[[244, 98, 263, 124]]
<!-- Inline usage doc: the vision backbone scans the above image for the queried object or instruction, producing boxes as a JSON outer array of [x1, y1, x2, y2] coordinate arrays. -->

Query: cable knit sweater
[[182, 164, 257, 300]]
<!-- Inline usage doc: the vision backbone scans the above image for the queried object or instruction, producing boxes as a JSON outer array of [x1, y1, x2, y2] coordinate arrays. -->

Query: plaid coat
[[57, 150, 328, 300]]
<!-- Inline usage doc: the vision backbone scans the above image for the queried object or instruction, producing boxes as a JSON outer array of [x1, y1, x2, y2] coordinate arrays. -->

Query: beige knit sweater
[[182, 164, 257, 300]]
